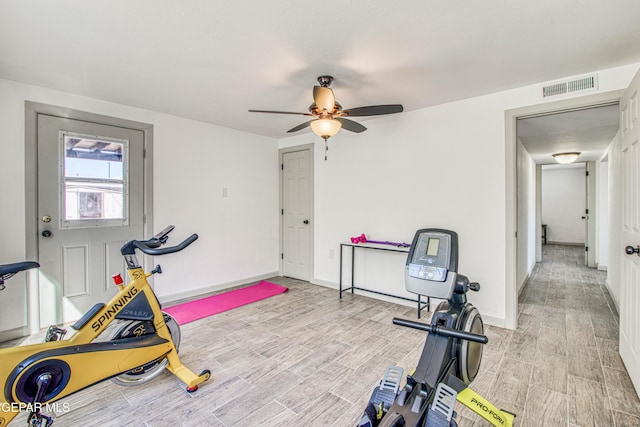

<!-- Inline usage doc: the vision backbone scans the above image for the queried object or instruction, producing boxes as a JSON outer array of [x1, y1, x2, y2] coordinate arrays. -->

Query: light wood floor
[[4, 244, 640, 426]]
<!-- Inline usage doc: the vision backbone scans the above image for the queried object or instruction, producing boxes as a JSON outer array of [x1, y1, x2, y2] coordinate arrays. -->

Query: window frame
[[59, 130, 130, 229]]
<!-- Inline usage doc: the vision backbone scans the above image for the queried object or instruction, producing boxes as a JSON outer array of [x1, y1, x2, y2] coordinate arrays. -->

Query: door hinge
[[281, 209, 284, 215], [585, 170, 589, 176], [143, 148, 147, 159], [585, 246, 589, 252], [585, 208, 589, 214], [281, 163, 284, 170], [281, 253, 284, 259]]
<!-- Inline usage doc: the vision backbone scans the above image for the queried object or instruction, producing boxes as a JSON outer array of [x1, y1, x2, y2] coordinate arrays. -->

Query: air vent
[[542, 75, 597, 98]]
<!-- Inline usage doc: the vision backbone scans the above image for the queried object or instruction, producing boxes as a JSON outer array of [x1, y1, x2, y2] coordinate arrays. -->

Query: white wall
[[2, 61, 638, 333], [596, 158, 609, 270], [516, 140, 537, 293], [281, 62, 640, 327], [0, 78, 279, 335], [606, 132, 622, 309], [541, 165, 586, 245], [536, 165, 543, 262]]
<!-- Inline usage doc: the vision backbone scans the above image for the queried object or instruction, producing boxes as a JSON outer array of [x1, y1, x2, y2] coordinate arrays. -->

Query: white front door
[[281, 148, 312, 281], [37, 114, 145, 325], [619, 68, 640, 396]]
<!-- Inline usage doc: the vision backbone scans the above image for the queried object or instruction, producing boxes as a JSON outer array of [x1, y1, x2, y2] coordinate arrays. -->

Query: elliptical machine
[[358, 229, 515, 427]]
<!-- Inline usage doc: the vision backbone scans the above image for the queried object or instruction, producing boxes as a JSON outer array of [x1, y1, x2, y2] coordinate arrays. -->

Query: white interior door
[[619, 68, 640, 396], [585, 161, 597, 267], [281, 149, 311, 281], [584, 164, 589, 265], [37, 114, 145, 325]]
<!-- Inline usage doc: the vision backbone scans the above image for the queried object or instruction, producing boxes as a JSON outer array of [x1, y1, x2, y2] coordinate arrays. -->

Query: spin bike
[[0, 226, 211, 427], [358, 229, 515, 427]]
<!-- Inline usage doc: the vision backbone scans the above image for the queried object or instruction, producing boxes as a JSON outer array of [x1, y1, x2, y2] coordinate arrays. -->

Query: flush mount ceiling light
[[552, 152, 580, 164]]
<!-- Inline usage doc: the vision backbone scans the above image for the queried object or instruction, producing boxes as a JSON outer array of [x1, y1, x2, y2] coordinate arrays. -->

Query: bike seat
[[0, 261, 40, 280]]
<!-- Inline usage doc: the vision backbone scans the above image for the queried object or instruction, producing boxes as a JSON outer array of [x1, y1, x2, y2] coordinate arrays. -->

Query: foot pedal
[[28, 412, 54, 427], [425, 382, 457, 426], [45, 326, 67, 342], [369, 366, 404, 411]]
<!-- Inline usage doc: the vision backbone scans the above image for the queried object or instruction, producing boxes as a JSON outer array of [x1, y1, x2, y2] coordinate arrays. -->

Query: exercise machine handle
[[132, 234, 198, 256], [392, 317, 488, 344], [120, 226, 198, 256], [0, 261, 40, 290], [151, 225, 175, 242]]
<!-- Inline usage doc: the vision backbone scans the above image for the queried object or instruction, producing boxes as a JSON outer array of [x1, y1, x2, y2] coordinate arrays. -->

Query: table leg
[[351, 246, 355, 294], [339, 244, 343, 299]]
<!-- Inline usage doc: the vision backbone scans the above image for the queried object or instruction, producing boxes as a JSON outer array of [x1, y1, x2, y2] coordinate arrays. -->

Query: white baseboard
[[482, 314, 507, 328], [157, 271, 279, 306], [0, 326, 29, 343], [546, 241, 584, 246], [311, 278, 507, 327], [310, 278, 338, 290], [312, 278, 422, 309], [605, 279, 620, 313], [517, 265, 535, 297]]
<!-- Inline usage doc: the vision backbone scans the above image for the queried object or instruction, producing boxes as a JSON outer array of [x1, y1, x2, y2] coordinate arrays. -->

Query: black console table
[[339, 242, 430, 318]]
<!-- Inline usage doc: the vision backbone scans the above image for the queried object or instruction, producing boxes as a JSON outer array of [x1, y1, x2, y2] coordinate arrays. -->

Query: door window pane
[[61, 133, 129, 227]]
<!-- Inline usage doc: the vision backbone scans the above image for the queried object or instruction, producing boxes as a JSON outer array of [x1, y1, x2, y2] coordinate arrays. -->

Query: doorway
[[507, 87, 640, 397], [25, 102, 153, 329], [279, 144, 314, 281], [505, 91, 624, 329]]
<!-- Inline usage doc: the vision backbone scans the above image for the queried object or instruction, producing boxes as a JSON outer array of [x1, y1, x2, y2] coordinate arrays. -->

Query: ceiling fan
[[249, 75, 403, 159]]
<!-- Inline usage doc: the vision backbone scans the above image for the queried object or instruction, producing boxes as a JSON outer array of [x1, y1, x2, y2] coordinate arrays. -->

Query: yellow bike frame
[[0, 266, 209, 426]]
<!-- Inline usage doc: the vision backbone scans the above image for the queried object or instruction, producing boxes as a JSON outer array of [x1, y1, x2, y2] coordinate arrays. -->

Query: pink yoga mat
[[163, 281, 288, 325]]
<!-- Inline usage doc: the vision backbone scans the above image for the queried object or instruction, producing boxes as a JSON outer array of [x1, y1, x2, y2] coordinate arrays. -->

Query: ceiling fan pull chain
[[324, 138, 328, 160]]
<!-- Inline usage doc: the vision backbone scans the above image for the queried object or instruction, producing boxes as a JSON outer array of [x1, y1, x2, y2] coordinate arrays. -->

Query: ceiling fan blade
[[249, 109, 311, 116], [313, 86, 335, 112], [287, 120, 314, 133], [337, 118, 367, 133], [342, 104, 404, 117]]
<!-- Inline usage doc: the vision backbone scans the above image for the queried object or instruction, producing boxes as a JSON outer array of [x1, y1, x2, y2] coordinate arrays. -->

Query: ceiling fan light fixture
[[310, 117, 342, 139], [552, 152, 580, 164]]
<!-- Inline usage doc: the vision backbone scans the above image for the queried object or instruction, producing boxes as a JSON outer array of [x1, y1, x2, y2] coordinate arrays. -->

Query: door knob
[[625, 245, 639, 256], [41, 230, 52, 238], [42, 215, 52, 223], [303, 219, 309, 224]]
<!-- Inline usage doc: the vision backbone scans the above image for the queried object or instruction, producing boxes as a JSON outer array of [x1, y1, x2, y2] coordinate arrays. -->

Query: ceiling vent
[[542, 75, 598, 98]]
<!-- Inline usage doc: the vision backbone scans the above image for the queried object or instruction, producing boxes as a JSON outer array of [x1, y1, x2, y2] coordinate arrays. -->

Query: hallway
[[517, 244, 640, 425]]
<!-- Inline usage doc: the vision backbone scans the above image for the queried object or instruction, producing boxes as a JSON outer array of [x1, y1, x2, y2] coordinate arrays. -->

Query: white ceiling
[[517, 104, 620, 165], [1, 1, 640, 141]]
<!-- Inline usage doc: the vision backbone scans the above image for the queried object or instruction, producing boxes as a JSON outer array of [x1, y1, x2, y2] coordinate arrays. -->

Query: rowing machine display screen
[[405, 229, 458, 299]]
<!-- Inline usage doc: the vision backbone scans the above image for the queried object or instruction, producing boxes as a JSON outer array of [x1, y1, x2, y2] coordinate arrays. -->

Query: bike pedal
[[369, 365, 404, 411], [426, 382, 457, 426], [28, 412, 54, 427]]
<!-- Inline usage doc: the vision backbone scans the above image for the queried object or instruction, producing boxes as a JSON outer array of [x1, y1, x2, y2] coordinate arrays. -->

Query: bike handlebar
[[133, 234, 198, 256], [392, 317, 488, 344], [152, 225, 175, 241], [120, 226, 198, 256], [0, 261, 40, 289]]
